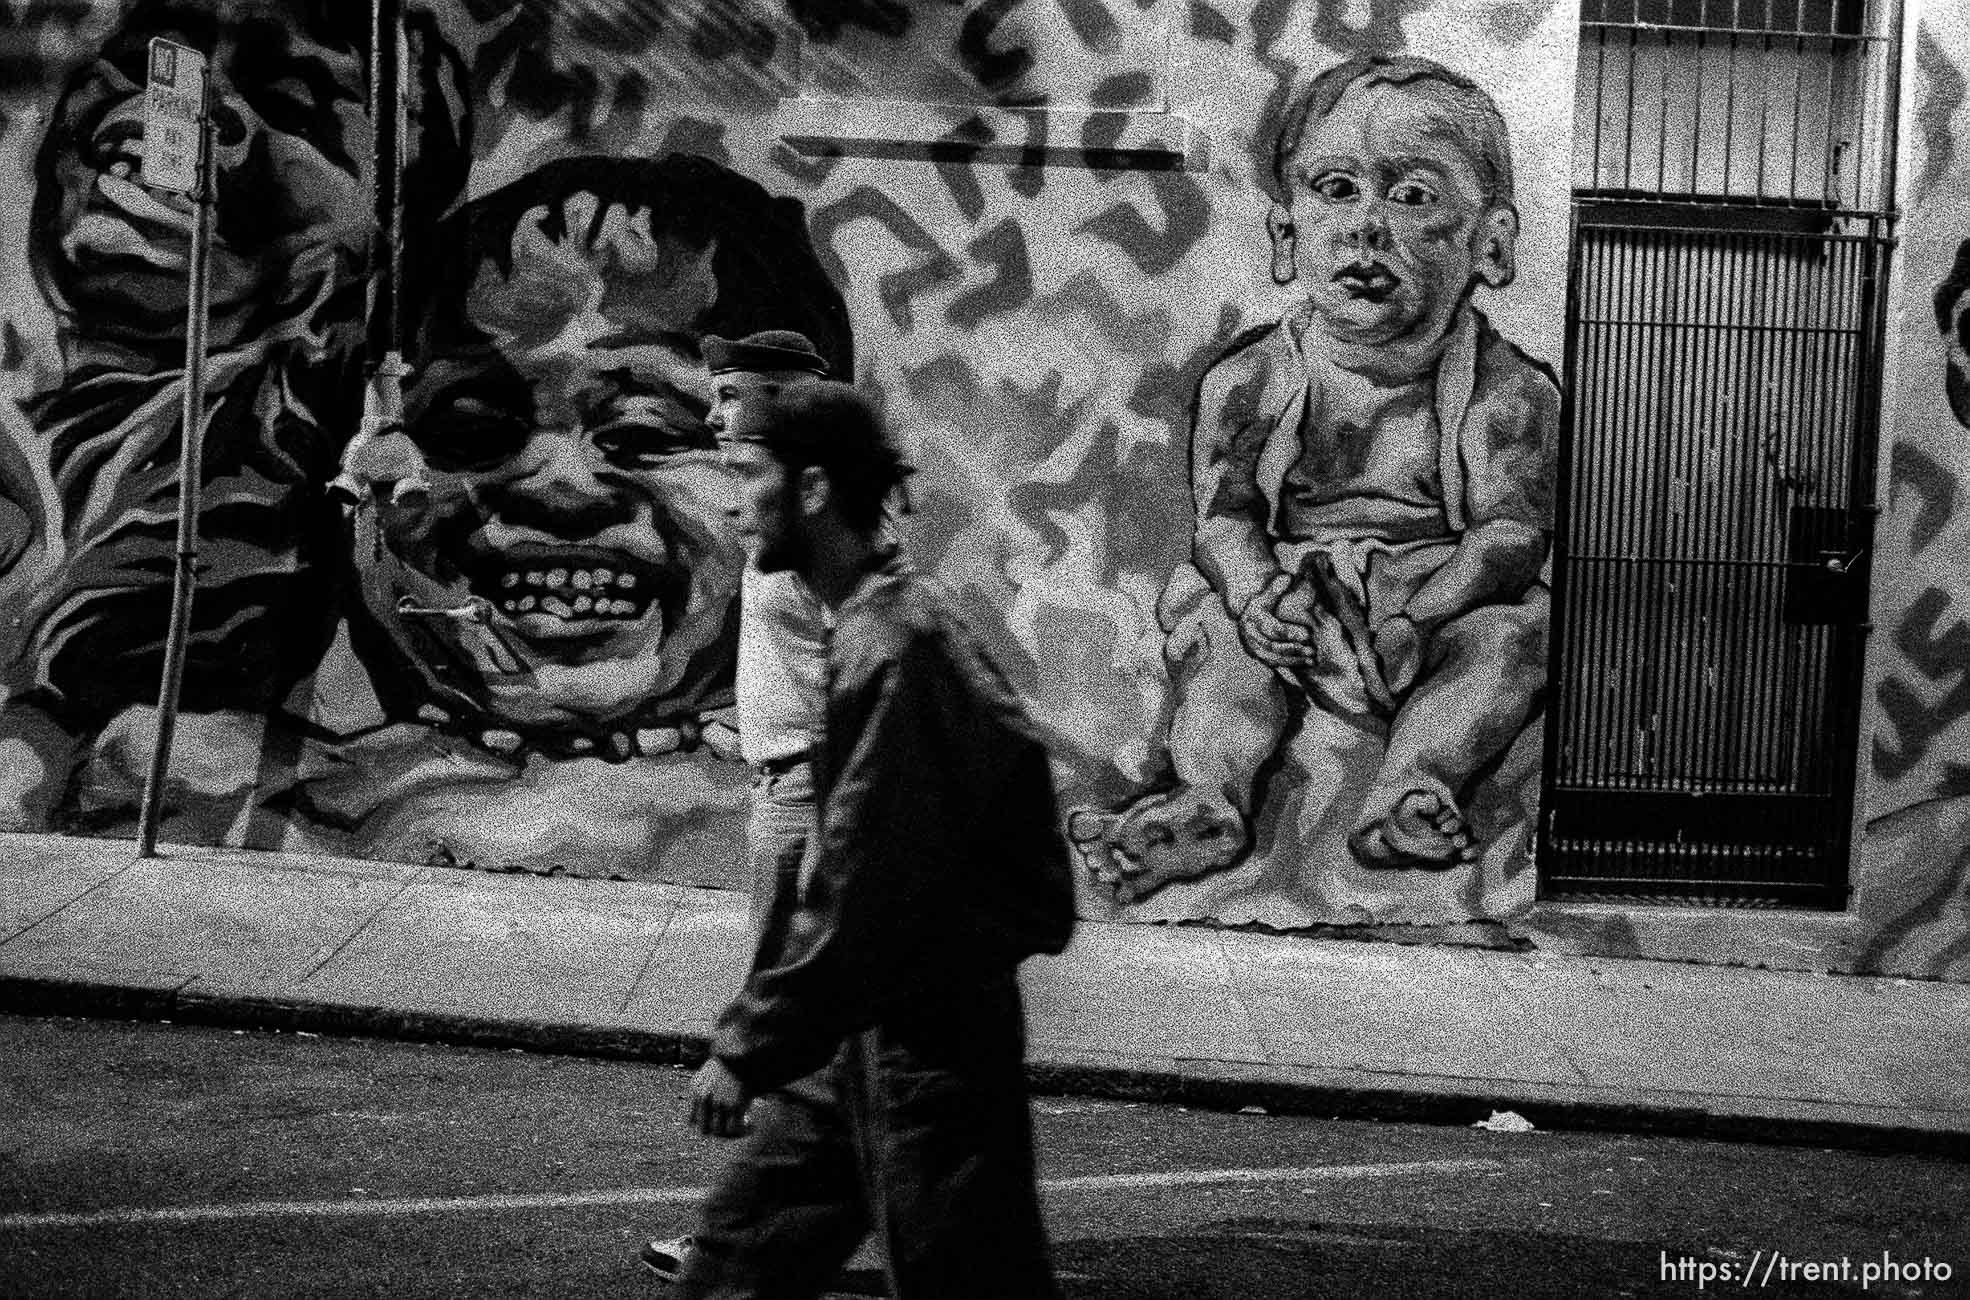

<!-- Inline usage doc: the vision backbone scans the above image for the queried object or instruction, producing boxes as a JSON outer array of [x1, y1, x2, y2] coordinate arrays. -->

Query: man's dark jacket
[[712, 554, 1077, 1093]]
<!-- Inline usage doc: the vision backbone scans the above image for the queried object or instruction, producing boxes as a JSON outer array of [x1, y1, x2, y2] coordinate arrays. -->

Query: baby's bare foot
[[1068, 788, 1250, 903], [1350, 788, 1480, 870]]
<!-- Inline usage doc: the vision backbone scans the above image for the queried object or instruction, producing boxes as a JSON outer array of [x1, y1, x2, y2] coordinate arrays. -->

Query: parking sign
[[141, 37, 206, 193]]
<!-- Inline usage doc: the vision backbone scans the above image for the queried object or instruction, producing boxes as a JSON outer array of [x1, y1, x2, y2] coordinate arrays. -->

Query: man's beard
[[751, 526, 810, 576]]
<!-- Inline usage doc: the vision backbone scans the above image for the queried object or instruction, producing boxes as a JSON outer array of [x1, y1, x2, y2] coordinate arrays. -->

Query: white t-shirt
[[736, 565, 829, 764]]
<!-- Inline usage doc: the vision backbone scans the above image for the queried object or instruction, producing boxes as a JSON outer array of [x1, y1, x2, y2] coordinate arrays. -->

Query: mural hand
[[1238, 573, 1318, 669]]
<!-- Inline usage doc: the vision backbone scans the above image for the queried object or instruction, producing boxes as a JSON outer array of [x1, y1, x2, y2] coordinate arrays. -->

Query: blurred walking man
[[684, 381, 1076, 1300]]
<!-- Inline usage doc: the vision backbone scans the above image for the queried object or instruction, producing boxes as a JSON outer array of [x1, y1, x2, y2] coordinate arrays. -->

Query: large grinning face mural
[[0, 0, 1579, 911], [338, 157, 856, 745]]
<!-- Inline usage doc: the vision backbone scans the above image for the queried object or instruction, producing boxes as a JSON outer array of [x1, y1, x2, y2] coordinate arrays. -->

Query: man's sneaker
[[639, 1235, 695, 1284]]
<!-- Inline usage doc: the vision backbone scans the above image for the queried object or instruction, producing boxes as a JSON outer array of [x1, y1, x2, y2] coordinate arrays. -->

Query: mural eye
[[1388, 180, 1438, 207], [1312, 173, 1359, 202], [413, 406, 532, 473], [592, 419, 715, 469]]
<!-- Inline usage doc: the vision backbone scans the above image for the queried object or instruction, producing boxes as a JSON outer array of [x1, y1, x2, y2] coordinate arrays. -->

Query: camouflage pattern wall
[[0, 0, 1581, 930], [1857, 6, 1970, 980]]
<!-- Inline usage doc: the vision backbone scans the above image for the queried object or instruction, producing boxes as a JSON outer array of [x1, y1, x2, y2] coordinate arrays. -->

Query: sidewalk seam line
[[0, 853, 146, 947], [616, 890, 686, 1015], [1207, 933, 1273, 1069], [289, 870, 433, 987]]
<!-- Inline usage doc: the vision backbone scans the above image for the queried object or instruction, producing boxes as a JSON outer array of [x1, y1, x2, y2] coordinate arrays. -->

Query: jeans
[[747, 759, 816, 968]]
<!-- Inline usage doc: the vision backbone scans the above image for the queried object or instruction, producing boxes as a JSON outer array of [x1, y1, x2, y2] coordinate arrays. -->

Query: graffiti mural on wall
[[1854, 12, 1970, 980], [1, 0, 377, 826], [0, 1, 859, 881], [0, 0, 1574, 921], [1073, 56, 1554, 921], [344, 155, 851, 752]]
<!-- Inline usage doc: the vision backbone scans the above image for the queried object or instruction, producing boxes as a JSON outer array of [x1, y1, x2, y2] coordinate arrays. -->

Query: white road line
[[0, 1186, 706, 1231], [1048, 1158, 1503, 1192], [0, 1158, 1504, 1232]]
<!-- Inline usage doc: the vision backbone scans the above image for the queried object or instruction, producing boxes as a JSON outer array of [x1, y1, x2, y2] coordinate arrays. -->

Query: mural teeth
[[526, 570, 543, 586], [501, 573, 518, 588], [573, 571, 592, 590], [518, 595, 536, 612], [595, 568, 615, 585], [547, 568, 568, 587], [544, 596, 571, 616], [574, 595, 593, 613], [619, 573, 637, 590]]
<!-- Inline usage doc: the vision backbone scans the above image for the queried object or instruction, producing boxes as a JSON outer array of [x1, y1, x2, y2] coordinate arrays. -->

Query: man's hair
[[1268, 56, 1515, 213], [748, 381, 909, 534]]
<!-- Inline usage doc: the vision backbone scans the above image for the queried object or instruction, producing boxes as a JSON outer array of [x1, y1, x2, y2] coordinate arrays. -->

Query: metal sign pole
[[136, 86, 215, 858], [363, 0, 408, 434]]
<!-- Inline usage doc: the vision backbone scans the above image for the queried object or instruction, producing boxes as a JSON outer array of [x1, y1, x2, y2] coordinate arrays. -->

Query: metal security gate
[[1540, 0, 1902, 905]]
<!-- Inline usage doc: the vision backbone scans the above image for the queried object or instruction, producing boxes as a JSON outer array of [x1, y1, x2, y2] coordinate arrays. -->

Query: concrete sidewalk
[[2, 832, 1966, 1155]]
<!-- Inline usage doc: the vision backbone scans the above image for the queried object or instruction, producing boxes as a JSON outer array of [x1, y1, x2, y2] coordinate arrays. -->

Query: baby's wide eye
[[1311, 172, 1359, 202], [1387, 179, 1438, 207]]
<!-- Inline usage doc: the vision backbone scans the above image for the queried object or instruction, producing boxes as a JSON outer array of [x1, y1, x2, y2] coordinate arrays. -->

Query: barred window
[[1574, 0, 1888, 211]]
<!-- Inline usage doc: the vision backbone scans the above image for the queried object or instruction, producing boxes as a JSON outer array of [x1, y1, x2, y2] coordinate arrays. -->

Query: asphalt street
[[2, 1014, 1965, 1299]]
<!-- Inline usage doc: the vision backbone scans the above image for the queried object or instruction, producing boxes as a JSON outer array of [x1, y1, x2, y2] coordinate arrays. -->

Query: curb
[[4, 972, 1966, 1161]]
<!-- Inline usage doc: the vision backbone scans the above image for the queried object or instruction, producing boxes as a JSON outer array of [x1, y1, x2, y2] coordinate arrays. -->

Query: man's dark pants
[[681, 977, 1057, 1300]]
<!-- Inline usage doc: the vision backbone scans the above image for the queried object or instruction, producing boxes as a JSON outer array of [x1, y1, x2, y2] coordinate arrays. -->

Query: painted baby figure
[[1078, 56, 1557, 901]]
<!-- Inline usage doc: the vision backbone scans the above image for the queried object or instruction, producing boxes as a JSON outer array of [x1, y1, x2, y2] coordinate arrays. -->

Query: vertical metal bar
[[1589, 25, 1609, 191], [1574, 233, 1603, 786], [1539, 213, 1591, 896], [1601, 231, 1633, 787], [1692, 24, 1709, 194], [1655, 27, 1673, 196], [1727, 236, 1754, 788], [1844, 7, 1863, 211], [1624, 25, 1643, 193], [1695, 234, 1728, 785], [1587, 234, 1617, 787], [1816, 19, 1841, 206], [136, 106, 214, 859], [1722, 19, 1742, 201], [1755, 13, 1774, 198], [1768, 234, 1803, 782], [1593, 232, 1626, 789], [1787, 24, 1808, 203], [367, 0, 403, 371], [1597, 233, 1630, 787], [1762, 233, 1788, 790], [1661, 228, 1695, 784], [1643, 227, 1673, 784]]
